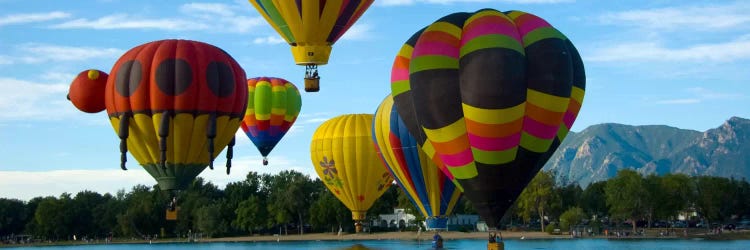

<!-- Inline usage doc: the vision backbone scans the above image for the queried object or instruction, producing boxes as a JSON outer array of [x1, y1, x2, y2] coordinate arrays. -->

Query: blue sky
[[1, 0, 748, 201]]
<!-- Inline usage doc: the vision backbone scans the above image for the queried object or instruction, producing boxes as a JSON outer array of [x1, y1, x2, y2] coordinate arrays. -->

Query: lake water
[[2, 239, 749, 250]]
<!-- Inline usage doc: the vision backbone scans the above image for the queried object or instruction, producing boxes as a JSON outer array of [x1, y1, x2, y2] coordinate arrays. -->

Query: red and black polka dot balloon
[[105, 39, 246, 117]]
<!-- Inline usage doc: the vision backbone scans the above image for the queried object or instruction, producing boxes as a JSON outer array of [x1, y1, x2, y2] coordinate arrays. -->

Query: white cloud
[[208, 155, 316, 188], [0, 56, 11, 65], [40, 71, 77, 83], [51, 14, 210, 30], [341, 23, 372, 41], [686, 87, 744, 100], [179, 3, 235, 17], [654, 87, 744, 105], [300, 118, 330, 124], [0, 155, 315, 201], [378, 0, 572, 6], [298, 112, 332, 124], [49, 3, 265, 33], [0, 77, 74, 121], [285, 123, 304, 137], [599, 3, 750, 31], [222, 15, 266, 33], [0, 169, 153, 201], [586, 38, 750, 63], [179, 3, 266, 33], [590, 3, 750, 65], [655, 98, 700, 105], [234, 128, 252, 147], [3, 43, 123, 64], [0, 11, 71, 26], [253, 35, 287, 45]]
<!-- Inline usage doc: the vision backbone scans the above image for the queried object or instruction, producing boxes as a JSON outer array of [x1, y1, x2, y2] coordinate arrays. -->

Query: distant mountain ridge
[[544, 116, 750, 187]]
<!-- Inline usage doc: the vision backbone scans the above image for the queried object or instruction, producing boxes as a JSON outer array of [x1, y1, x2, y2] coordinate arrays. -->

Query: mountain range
[[543, 116, 750, 187]]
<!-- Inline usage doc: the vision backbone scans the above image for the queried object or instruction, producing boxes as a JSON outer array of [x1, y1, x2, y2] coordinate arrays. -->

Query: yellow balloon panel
[[109, 114, 240, 165], [310, 114, 393, 220], [373, 95, 462, 222], [248, 0, 374, 65]]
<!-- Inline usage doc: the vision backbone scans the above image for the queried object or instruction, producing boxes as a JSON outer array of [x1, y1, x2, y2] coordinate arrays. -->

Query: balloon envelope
[[240, 77, 302, 164], [248, 0, 375, 92], [311, 114, 393, 221], [390, 9, 586, 228], [372, 94, 462, 230], [68, 69, 108, 113], [104, 39, 248, 190], [248, 0, 374, 66]]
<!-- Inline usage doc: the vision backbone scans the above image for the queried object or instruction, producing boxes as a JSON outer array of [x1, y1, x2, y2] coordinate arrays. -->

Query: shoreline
[[3, 230, 749, 248], [204, 231, 565, 243], [204, 229, 750, 243]]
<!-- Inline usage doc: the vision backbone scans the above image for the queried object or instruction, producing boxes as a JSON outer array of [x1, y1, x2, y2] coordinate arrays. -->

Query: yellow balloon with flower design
[[310, 114, 393, 231]]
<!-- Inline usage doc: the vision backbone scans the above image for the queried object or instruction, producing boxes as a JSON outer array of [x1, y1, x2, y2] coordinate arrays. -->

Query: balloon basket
[[165, 207, 179, 221], [488, 242, 504, 250], [304, 77, 320, 92]]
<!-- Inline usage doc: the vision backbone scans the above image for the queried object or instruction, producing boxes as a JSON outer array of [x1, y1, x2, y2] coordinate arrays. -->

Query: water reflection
[[2, 239, 750, 250]]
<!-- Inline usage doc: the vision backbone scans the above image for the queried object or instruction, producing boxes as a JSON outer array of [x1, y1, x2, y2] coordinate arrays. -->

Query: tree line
[[509, 169, 750, 234], [0, 170, 472, 242], [1, 169, 749, 241]]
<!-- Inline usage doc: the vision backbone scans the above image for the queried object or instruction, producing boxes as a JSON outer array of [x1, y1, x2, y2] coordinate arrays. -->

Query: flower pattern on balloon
[[320, 156, 343, 189]]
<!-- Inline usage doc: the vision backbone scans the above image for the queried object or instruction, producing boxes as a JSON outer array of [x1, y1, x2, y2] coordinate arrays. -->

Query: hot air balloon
[[240, 77, 302, 166], [248, 0, 374, 92], [372, 94, 462, 231], [311, 114, 393, 232], [68, 69, 108, 113], [390, 9, 586, 234], [68, 39, 248, 191]]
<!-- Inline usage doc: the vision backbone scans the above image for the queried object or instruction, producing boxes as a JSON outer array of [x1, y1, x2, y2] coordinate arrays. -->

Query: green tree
[[92, 192, 126, 237], [0, 198, 29, 235], [117, 185, 164, 238], [550, 184, 582, 219], [195, 202, 229, 237], [174, 178, 223, 235], [580, 181, 607, 218], [71, 190, 106, 237], [726, 178, 749, 219], [642, 175, 661, 228], [657, 174, 692, 221], [369, 184, 399, 219], [233, 195, 268, 235], [559, 206, 586, 231], [33, 194, 75, 240], [693, 176, 733, 225], [265, 170, 316, 235], [733, 179, 750, 218], [224, 172, 265, 235], [225, 172, 262, 208], [23, 196, 45, 236], [605, 169, 645, 233], [516, 171, 556, 232], [309, 190, 351, 232]]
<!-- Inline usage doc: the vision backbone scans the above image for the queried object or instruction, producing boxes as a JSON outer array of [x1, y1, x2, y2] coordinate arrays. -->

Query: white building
[[372, 209, 481, 231], [448, 214, 480, 226], [373, 208, 417, 228]]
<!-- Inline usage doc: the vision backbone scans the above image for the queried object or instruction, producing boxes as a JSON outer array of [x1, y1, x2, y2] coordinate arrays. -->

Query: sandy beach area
[[204, 231, 572, 243], [202, 229, 750, 243]]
